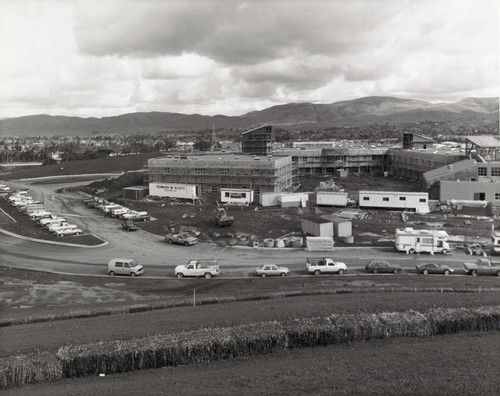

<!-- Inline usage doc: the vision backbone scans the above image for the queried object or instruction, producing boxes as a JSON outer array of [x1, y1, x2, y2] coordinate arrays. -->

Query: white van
[[102, 204, 122, 214], [108, 258, 144, 277], [110, 207, 130, 217]]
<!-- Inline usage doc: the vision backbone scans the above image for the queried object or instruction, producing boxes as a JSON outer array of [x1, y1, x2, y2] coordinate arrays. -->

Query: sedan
[[416, 263, 454, 275], [53, 227, 83, 237], [365, 260, 402, 274], [255, 264, 290, 277]]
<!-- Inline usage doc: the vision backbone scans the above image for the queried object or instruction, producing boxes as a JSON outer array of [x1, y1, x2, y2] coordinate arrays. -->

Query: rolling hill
[[1, 96, 498, 137]]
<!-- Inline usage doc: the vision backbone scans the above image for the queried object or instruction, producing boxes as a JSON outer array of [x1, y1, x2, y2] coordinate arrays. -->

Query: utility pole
[[211, 124, 216, 151]]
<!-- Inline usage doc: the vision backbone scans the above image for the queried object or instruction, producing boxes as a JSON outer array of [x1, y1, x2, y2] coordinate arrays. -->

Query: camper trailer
[[395, 228, 450, 254]]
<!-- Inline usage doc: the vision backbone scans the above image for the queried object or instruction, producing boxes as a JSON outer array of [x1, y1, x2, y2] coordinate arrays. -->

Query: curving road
[[1, 177, 472, 278]]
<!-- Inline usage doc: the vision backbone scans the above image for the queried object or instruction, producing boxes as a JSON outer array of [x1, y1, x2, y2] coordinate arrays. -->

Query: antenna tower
[[211, 124, 216, 151]]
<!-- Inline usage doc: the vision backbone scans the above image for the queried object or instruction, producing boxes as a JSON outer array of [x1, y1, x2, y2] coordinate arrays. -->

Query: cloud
[[0, 0, 498, 118]]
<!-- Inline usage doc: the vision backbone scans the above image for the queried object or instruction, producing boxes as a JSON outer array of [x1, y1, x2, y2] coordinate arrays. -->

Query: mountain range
[[1, 96, 498, 137]]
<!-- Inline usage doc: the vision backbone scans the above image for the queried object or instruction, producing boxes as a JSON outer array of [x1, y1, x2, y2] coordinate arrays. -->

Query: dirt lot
[[66, 173, 497, 248]]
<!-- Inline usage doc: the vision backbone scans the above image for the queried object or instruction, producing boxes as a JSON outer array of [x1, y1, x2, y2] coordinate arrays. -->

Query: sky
[[0, 0, 498, 119]]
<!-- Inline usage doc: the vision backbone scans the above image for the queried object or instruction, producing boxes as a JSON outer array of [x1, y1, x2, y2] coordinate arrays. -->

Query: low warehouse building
[[321, 215, 352, 238], [123, 186, 149, 200], [302, 216, 333, 237]]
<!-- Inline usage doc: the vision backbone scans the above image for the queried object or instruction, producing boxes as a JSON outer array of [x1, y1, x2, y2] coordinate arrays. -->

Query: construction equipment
[[121, 219, 138, 231], [215, 207, 234, 226]]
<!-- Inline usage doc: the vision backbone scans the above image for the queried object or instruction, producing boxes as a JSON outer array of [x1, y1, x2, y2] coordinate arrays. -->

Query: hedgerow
[[2, 305, 498, 389]]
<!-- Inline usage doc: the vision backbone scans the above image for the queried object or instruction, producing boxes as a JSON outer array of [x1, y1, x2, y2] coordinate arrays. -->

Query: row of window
[[363, 196, 427, 203], [478, 167, 500, 177]]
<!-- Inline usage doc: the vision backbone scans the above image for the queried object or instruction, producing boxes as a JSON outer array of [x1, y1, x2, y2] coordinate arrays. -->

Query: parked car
[[108, 258, 144, 277], [365, 260, 402, 274], [463, 258, 500, 276], [53, 227, 83, 237], [175, 259, 219, 278], [255, 264, 290, 277], [39, 216, 66, 227], [306, 257, 347, 275], [416, 263, 454, 275], [48, 222, 77, 233], [165, 232, 198, 246], [29, 210, 52, 220]]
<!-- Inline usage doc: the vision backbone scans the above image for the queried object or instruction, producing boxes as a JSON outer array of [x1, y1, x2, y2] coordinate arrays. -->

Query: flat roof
[[123, 186, 148, 190], [359, 191, 428, 196], [150, 154, 280, 161]]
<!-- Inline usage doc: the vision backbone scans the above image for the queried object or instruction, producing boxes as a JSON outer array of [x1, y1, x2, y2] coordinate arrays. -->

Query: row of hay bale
[[2, 306, 499, 389]]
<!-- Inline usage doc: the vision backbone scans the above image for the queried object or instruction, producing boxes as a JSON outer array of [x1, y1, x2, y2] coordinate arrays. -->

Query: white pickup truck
[[175, 259, 219, 278], [306, 257, 347, 275]]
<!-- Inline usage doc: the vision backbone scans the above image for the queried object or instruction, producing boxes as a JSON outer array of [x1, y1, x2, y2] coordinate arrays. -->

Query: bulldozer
[[215, 207, 234, 227]]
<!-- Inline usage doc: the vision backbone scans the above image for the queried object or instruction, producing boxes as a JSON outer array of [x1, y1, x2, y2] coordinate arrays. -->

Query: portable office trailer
[[359, 191, 429, 213], [220, 188, 254, 205], [279, 193, 308, 208], [148, 183, 198, 201], [260, 192, 308, 207], [316, 191, 348, 207], [260, 192, 282, 207]]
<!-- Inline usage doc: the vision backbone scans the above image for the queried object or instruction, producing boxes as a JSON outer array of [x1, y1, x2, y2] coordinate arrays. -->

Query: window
[[383, 197, 389, 202], [211, 186, 218, 193], [194, 168, 206, 175], [399, 197, 406, 201], [225, 192, 230, 197], [363, 197, 370, 201], [115, 262, 123, 268], [478, 167, 487, 176], [253, 169, 260, 176], [491, 167, 500, 176], [218, 168, 230, 175], [419, 198, 427, 203], [495, 193, 500, 200]]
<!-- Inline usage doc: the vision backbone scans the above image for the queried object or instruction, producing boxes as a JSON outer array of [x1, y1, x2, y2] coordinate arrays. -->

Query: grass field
[[1, 266, 499, 392]]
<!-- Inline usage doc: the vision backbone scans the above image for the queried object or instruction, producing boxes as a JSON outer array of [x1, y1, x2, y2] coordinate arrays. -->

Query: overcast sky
[[0, 0, 498, 119]]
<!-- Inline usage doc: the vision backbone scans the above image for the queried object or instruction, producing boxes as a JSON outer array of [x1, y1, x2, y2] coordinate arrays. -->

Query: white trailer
[[395, 227, 450, 254], [220, 189, 254, 205], [149, 182, 198, 201], [359, 191, 429, 213], [316, 191, 348, 207]]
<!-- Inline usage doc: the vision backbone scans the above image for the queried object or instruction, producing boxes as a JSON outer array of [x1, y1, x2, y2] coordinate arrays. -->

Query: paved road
[[1, 177, 473, 278]]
